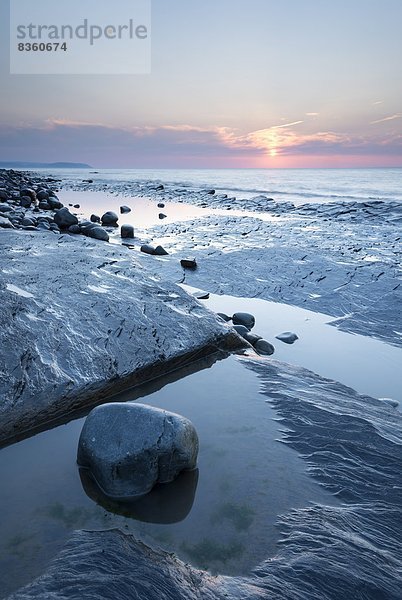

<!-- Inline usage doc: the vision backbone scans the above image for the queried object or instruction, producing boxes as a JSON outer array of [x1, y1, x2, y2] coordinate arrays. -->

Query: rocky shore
[[0, 170, 249, 447], [1, 169, 401, 600]]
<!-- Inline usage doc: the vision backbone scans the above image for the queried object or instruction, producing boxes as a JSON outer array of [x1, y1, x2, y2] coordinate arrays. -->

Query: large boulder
[[77, 403, 199, 499], [54, 207, 79, 229]]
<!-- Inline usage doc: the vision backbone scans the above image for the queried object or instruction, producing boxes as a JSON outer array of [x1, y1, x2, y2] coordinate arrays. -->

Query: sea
[[35, 167, 402, 205]]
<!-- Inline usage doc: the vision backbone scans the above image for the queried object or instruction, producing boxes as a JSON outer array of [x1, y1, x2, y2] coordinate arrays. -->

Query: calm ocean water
[[37, 167, 402, 205]]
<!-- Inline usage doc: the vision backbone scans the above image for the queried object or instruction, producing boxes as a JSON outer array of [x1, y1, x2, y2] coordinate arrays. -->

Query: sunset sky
[[1, 0, 402, 168]]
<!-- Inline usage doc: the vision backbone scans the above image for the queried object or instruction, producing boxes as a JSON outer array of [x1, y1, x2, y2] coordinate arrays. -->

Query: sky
[[1, 0, 402, 168]]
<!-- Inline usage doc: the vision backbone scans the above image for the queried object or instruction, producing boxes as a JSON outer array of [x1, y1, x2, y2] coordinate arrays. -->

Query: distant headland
[[0, 161, 92, 169]]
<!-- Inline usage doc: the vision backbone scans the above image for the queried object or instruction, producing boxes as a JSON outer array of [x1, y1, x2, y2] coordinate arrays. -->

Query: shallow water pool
[[0, 354, 337, 598]]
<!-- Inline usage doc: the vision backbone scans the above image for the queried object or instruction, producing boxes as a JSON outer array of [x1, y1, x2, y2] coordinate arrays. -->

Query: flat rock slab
[[7, 529, 262, 600], [0, 231, 243, 445]]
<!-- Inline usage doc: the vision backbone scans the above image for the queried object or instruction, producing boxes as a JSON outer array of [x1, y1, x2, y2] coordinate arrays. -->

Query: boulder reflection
[[79, 467, 199, 524]]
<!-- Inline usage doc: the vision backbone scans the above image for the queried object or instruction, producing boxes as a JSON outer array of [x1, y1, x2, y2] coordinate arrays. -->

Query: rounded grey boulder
[[54, 207, 79, 229], [232, 312, 255, 330], [77, 403, 199, 499], [90, 214, 101, 223], [276, 331, 299, 344], [101, 211, 119, 226]]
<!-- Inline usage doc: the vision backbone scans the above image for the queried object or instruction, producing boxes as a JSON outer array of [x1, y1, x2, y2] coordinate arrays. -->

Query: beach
[[0, 168, 401, 599]]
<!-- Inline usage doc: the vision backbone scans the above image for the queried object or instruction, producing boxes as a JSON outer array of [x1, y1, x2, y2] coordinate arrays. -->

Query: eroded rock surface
[[0, 231, 243, 445]]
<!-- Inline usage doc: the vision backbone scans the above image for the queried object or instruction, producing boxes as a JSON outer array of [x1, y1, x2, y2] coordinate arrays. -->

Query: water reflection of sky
[[0, 355, 336, 597], [182, 286, 402, 410]]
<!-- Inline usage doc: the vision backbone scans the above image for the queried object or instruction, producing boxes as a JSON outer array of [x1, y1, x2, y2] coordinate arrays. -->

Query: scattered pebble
[[276, 332, 299, 344], [181, 258, 197, 270]]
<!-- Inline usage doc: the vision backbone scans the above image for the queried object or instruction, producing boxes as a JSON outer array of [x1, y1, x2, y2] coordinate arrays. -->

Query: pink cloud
[[0, 120, 401, 168]]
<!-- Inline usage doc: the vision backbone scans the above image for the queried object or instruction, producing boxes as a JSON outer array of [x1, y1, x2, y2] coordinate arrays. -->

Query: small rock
[[217, 313, 231, 322], [153, 245, 169, 256], [68, 224, 81, 234], [232, 312, 255, 330], [0, 191, 8, 201], [37, 220, 50, 230], [140, 244, 156, 255], [77, 403, 199, 498], [255, 339, 275, 356], [90, 214, 101, 223], [0, 215, 14, 228], [192, 290, 209, 300], [243, 332, 262, 346], [38, 201, 51, 210], [233, 324, 250, 337], [22, 217, 36, 227], [80, 221, 98, 232], [379, 397, 399, 408], [0, 203, 12, 213], [47, 197, 63, 210], [36, 190, 49, 201], [159, 213, 167, 220], [20, 196, 32, 208], [120, 205, 131, 214], [86, 226, 109, 242], [157, 203, 165, 209], [275, 332, 299, 344], [121, 224, 134, 239], [54, 207, 79, 229], [74, 204, 80, 209], [181, 258, 197, 270], [101, 211, 119, 226], [20, 188, 36, 201]]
